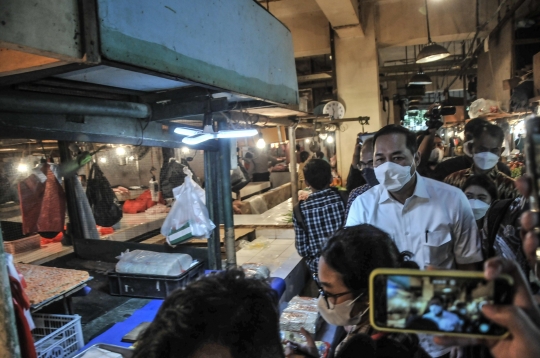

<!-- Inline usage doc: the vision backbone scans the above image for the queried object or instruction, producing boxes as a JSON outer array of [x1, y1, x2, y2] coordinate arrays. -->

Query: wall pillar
[[334, 5, 382, 185]]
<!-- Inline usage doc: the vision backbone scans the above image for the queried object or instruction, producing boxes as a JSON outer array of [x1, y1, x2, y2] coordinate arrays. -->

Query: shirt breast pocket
[[424, 230, 452, 268]]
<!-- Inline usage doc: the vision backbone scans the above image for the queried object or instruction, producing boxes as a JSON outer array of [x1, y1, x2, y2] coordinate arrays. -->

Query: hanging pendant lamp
[[409, 68, 432, 85], [416, 0, 450, 63]]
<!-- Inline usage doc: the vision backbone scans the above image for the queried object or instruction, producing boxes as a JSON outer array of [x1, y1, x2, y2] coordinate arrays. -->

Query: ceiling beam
[[314, 0, 363, 38]]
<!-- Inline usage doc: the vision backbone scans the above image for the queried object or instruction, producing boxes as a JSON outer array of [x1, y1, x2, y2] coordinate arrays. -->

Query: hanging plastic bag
[[161, 167, 215, 246], [86, 163, 123, 227]]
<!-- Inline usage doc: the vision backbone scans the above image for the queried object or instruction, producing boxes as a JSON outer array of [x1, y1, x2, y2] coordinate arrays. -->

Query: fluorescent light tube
[[174, 127, 201, 136], [216, 129, 258, 138], [182, 133, 215, 145]]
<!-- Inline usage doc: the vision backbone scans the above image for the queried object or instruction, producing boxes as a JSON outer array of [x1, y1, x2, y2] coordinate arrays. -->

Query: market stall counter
[[16, 263, 92, 314], [80, 277, 290, 352]]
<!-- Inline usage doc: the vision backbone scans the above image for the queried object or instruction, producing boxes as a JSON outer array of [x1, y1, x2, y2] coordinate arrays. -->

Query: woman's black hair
[[462, 174, 498, 202], [133, 270, 284, 358], [321, 224, 401, 292]]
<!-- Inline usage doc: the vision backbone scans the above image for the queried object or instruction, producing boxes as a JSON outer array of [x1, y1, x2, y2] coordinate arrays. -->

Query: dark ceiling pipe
[[0, 91, 151, 119]]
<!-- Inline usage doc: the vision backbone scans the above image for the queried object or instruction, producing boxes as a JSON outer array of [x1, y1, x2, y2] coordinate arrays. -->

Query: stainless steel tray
[[73, 344, 134, 358]]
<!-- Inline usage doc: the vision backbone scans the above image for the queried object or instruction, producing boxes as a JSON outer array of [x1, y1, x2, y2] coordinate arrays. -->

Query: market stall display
[[15, 263, 91, 308], [280, 296, 319, 334]]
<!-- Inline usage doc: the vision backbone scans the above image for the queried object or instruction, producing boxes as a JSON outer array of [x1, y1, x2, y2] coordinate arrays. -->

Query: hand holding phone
[[369, 268, 514, 339], [433, 258, 540, 358]]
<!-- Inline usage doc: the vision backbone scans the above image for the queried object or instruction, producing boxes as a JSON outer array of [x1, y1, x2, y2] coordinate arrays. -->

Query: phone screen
[[372, 273, 512, 337]]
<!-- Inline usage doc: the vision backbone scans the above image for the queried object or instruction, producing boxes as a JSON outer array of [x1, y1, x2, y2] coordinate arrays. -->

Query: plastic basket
[[33, 314, 84, 358], [108, 260, 204, 299]]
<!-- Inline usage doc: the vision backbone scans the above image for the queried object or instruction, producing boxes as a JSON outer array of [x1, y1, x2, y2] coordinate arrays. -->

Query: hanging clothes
[[159, 159, 187, 199]]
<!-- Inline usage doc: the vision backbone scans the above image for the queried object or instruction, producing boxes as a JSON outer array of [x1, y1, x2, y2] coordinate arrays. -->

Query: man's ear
[[414, 151, 421, 167], [305, 180, 311, 188], [468, 141, 474, 154], [500, 146, 505, 155]]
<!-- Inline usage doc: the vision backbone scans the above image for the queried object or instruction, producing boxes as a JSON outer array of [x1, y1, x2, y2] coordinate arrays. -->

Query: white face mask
[[463, 140, 473, 157], [374, 161, 415, 192], [429, 148, 444, 164], [317, 294, 368, 327], [469, 199, 490, 220], [473, 152, 499, 170]]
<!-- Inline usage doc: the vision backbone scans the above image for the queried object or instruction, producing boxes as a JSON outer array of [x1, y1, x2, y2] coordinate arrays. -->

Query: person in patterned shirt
[[444, 123, 519, 200], [293, 159, 346, 275], [345, 137, 378, 219]]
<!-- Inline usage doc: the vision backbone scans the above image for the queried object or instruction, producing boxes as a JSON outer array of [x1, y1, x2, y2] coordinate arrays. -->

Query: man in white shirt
[[346, 125, 482, 271]]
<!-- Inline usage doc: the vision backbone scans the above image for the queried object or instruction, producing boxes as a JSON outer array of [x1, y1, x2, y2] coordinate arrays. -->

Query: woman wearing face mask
[[461, 175, 498, 228], [288, 224, 428, 358]]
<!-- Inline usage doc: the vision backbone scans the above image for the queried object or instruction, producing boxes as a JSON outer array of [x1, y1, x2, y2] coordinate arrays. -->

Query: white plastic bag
[[161, 167, 215, 246], [468, 98, 500, 119], [115, 250, 193, 276]]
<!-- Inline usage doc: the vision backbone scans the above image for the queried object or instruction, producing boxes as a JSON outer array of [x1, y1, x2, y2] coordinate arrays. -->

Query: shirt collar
[[308, 187, 333, 199], [469, 164, 499, 178], [378, 173, 430, 204]]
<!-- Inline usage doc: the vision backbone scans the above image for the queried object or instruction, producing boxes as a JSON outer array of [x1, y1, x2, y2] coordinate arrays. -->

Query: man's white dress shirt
[[346, 174, 482, 269]]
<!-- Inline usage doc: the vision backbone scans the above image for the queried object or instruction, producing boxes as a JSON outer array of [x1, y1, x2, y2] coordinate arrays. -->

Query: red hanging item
[[10, 275, 37, 358], [18, 168, 46, 235], [37, 165, 66, 238]]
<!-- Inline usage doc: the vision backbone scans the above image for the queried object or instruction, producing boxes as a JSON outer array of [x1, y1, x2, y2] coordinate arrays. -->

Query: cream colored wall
[[268, 0, 331, 57], [335, 4, 382, 184], [376, 0, 499, 47]]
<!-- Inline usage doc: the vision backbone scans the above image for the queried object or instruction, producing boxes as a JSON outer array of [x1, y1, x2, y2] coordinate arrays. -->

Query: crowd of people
[[130, 119, 540, 358]]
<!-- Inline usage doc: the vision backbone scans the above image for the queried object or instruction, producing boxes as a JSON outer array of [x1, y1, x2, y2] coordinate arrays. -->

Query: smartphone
[[525, 116, 540, 212], [369, 269, 514, 338]]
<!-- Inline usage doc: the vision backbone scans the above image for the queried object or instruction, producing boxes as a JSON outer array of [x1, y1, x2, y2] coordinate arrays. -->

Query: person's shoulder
[[443, 167, 468, 182], [438, 155, 468, 167], [424, 176, 466, 195], [350, 184, 371, 195], [497, 170, 515, 182], [352, 184, 381, 203]]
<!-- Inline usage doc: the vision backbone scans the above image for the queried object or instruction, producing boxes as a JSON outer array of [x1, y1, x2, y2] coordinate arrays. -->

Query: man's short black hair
[[464, 118, 489, 141], [303, 159, 331, 190], [373, 125, 418, 156], [133, 270, 284, 358], [299, 151, 310, 163], [316, 151, 324, 159], [472, 123, 504, 145]]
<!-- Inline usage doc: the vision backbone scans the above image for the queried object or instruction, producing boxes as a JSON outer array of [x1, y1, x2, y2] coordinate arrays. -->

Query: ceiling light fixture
[[115, 146, 126, 156], [216, 129, 258, 139], [176, 124, 258, 145], [326, 136, 334, 143], [416, 0, 450, 63], [182, 133, 215, 145], [256, 133, 266, 149], [174, 127, 201, 136], [17, 163, 29, 173], [409, 68, 432, 85]]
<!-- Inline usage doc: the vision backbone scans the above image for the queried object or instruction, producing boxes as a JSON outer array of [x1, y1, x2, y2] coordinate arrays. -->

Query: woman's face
[[464, 185, 492, 205], [318, 257, 354, 305], [318, 257, 367, 317]]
